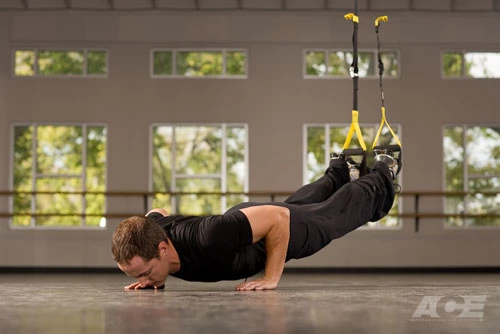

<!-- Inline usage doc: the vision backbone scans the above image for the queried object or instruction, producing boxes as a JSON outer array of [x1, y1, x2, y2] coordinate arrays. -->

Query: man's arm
[[236, 205, 290, 291]]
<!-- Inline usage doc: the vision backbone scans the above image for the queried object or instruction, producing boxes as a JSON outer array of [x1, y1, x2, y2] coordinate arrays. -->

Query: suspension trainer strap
[[345, 12, 359, 111], [372, 15, 402, 149], [375, 15, 388, 109], [343, 110, 367, 151], [373, 106, 402, 148], [343, 6, 367, 152]]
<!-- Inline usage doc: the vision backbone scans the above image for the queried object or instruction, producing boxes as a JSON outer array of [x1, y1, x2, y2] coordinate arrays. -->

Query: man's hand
[[124, 282, 164, 290], [235, 277, 279, 291]]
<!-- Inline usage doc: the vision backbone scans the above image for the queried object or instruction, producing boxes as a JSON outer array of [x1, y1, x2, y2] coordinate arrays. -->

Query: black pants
[[228, 159, 395, 261]]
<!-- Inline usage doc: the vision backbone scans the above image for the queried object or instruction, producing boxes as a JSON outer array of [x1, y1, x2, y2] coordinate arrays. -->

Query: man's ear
[[158, 240, 169, 255]]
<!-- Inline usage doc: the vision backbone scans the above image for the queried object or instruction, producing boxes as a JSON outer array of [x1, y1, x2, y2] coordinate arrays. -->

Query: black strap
[[351, 0, 359, 111]]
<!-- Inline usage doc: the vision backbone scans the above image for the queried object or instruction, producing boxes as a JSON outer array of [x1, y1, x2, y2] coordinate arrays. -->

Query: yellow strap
[[344, 13, 359, 23], [343, 110, 367, 151], [372, 106, 402, 149], [375, 15, 388, 27]]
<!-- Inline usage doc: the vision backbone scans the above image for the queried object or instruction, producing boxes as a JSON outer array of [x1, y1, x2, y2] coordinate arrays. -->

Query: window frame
[[9, 122, 108, 230], [442, 124, 500, 229], [149, 123, 249, 215], [12, 48, 109, 78], [150, 48, 249, 79]]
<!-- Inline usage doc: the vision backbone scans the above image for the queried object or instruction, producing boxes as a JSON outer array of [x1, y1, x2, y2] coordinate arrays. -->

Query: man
[[112, 152, 399, 291]]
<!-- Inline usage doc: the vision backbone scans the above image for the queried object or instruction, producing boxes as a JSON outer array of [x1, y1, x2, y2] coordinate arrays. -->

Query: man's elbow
[[278, 207, 290, 226], [146, 208, 169, 217], [274, 207, 290, 233]]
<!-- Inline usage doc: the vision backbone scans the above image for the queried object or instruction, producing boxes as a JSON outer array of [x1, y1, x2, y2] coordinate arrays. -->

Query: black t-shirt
[[148, 211, 266, 282]]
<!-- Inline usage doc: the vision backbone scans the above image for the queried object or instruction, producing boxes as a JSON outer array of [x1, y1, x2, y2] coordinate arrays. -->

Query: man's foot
[[373, 149, 400, 180], [331, 152, 360, 181]]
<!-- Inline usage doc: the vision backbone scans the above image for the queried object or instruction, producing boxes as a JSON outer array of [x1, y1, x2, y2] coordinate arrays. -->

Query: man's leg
[[285, 161, 396, 260], [284, 158, 350, 205]]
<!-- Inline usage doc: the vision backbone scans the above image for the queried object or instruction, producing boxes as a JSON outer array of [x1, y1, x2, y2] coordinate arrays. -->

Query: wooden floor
[[0, 272, 499, 334]]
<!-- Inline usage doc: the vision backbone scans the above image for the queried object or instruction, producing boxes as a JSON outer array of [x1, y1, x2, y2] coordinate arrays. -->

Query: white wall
[[1, 10, 499, 269]]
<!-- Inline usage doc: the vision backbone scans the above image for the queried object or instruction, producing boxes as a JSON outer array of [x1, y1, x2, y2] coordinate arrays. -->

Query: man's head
[[112, 216, 170, 288], [112, 216, 167, 263]]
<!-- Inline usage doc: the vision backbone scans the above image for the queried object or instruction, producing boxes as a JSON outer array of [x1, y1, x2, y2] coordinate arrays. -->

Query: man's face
[[118, 249, 169, 288]]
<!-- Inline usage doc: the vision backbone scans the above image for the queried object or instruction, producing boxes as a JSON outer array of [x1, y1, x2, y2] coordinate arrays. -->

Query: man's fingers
[[236, 279, 277, 291], [124, 282, 141, 290]]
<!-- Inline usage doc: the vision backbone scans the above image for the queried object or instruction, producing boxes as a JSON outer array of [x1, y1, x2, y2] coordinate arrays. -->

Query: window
[[11, 124, 107, 228], [442, 51, 500, 78], [151, 124, 248, 215], [151, 49, 247, 78], [443, 125, 500, 227], [304, 123, 402, 227], [304, 49, 399, 78], [14, 49, 108, 77]]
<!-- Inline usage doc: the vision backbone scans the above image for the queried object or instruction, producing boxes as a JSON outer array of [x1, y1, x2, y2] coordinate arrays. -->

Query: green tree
[[38, 50, 84, 75], [176, 52, 223, 76], [305, 51, 326, 76], [87, 50, 107, 75], [225, 51, 246, 76], [14, 50, 35, 76]]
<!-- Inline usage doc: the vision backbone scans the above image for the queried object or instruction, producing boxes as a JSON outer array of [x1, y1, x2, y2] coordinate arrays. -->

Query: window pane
[[226, 51, 246, 75], [153, 51, 173, 75], [380, 51, 399, 77], [15, 50, 35, 76], [466, 126, 500, 176], [328, 51, 351, 76], [464, 52, 500, 78], [85, 194, 106, 227], [87, 50, 107, 75], [306, 126, 327, 183], [36, 126, 83, 175], [152, 126, 173, 192], [358, 52, 375, 77], [442, 52, 463, 77], [443, 126, 464, 192], [151, 193, 173, 214], [226, 126, 246, 192], [305, 51, 326, 76], [175, 178, 222, 215], [86, 126, 107, 227], [35, 177, 82, 227], [86, 126, 107, 191], [176, 51, 223, 76], [38, 50, 84, 75], [13, 126, 34, 192], [463, 190, 500, 227], [174, 126, 222, 174], [12, 126, 34, 227]]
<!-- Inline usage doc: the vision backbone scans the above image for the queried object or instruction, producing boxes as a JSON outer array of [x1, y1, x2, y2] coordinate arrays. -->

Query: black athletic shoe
[[331, 152, 360, 181], [373, 149, 400, 180]]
